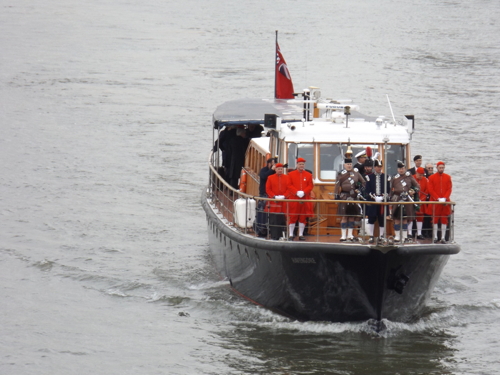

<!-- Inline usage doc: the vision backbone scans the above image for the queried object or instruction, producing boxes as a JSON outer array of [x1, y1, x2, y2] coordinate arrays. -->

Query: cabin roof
[[280, 119, 411, 144], [213, 98, 411, 145], [212, 98, 303, 127]]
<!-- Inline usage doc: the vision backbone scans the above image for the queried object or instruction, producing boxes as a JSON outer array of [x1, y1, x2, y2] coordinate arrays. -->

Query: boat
[[201, 39, 460, 325]]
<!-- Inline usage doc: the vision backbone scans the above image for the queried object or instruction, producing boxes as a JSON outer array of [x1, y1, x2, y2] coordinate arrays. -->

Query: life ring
[[239, 169, 247, 192]]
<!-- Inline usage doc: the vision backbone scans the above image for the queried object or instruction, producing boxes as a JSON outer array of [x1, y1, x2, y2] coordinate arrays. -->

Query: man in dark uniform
[[364, 159, 390, 243], [255, 157, 277, 237], [335, 157, 366, 241], [363, 158, 373, 179], [388, 161, 420, 243], [409, 155, 430, 177], [353, 150, 367, 176], [213, 125, 237, 182], [226, 128, 249, 189], [259, 157, 277, 197], [408, 155, 421, 175]]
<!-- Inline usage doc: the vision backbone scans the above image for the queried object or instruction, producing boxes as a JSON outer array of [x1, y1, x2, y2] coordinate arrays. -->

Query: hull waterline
[[203, 193, 458, 323]]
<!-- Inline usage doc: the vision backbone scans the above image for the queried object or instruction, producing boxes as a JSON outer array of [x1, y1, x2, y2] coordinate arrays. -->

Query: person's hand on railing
[[375, 196, 384, 203], [274, 195, 285, 199], [297, 191, 304, 198], [438, 198, 446, 202]]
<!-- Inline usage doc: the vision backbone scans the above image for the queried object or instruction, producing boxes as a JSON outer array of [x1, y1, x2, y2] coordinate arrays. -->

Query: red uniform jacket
[[287, 169, 314, 198], [287, 169, 314, 221], [428, 172, 452, 201], [266, 173, 291, 213], [427, 172, 452, 217]]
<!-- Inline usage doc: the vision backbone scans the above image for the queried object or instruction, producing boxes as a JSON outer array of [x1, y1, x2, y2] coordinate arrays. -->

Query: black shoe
[[368, 237, 375, 244], [440, 239, 447, 244], [287, 237, 294, 241], [299, 236, 306, 241], [340, 238, 347, 242], [347, 237, 355, 242], [433, 238, 439, 243], [416, 235, 424, 240]]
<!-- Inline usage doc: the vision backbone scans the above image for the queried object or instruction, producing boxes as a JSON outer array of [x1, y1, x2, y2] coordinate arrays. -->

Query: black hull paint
[[203, 196, 459, 323]]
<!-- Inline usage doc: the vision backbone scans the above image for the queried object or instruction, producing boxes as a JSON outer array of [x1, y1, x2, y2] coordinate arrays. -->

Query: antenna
[[386, 94, 397, 125]]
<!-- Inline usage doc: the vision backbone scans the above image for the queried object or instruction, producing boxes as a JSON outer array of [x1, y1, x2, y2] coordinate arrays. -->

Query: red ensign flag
[[275, 43, 294, 99]]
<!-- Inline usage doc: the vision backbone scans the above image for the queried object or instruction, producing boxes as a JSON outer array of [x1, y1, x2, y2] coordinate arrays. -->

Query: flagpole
[[275, 30, 278, 99]]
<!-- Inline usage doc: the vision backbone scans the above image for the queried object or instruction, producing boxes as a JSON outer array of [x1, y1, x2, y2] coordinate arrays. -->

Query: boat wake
[[188, 279, 231, 291], [218, 302, 464, 337]]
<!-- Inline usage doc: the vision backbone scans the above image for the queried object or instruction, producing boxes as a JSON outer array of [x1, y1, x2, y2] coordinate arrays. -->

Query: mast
[[274, 30, 278, 99]]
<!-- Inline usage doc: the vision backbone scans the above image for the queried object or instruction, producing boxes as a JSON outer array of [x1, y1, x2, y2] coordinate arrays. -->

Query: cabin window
[[385, 144, 405, 177], [319, 144, 342, 180], [287, 143, 314, 174]]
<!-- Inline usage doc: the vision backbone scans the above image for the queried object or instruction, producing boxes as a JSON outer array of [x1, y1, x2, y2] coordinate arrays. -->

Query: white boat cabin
[[212, 88, 416, 237], [220, 88, 415, 198]]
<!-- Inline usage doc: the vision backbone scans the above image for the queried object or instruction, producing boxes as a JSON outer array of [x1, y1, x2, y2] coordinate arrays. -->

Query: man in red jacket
[[287, 158, 314, 240], [427, 161, 453, 243], [266, 163, 291, 240]]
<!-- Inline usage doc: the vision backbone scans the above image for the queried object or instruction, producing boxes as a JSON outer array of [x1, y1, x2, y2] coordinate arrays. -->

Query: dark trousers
[[423, 214, 433, 238], [368, 214, 385, 227], [269, 212, 286, 240], [254, 200, 269, 237]]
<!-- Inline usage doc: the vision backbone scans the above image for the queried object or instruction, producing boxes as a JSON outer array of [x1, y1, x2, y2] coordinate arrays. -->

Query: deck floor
[[244, 232, 439, 245]]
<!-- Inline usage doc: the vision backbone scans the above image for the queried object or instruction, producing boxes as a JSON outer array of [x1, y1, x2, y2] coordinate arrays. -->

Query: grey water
[[1, 0, 499, 374]]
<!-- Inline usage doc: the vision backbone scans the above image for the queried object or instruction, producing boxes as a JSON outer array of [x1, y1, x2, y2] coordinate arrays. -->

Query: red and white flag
[[275, 42, 294, 99]]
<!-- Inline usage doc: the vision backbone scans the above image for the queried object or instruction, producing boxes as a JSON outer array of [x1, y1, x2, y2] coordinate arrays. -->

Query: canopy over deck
[[212, 98, 303, 128]]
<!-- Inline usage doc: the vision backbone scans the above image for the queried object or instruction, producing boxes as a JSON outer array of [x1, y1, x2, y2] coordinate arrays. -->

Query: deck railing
[[207, 162, 455, 246]]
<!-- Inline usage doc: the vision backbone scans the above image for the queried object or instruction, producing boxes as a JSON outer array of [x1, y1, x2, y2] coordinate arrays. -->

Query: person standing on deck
[[287, 157, 314, 241], [353, 150, 367, 176], [408, 155, 430, 177], [335, 157, 366, 242], [388, 161, 420, 243], [363, 158, 374, 180], [266, 163, 290, 240], [425, 163, 434, 176], [427, 161, 453, 243], [410, 167, 430, 240], [364, 159, 390, 243], [226, 128, 249, 189], [259, 157, 277, 197], [213, 125, 237, 181], [254, 157, 277, 237]]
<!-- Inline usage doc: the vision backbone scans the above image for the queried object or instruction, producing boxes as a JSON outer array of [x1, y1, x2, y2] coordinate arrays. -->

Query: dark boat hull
[[203, 196, 459, 323]]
